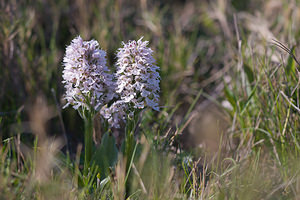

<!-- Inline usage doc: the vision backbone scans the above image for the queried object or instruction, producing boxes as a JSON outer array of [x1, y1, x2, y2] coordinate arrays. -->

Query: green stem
[[84, 113, 93, 176], [125, 115, 137, 170], [119, 110, 141, 197], [125, 129, 135, 172]]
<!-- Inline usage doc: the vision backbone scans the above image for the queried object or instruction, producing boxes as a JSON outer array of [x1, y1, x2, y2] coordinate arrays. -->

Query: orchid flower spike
[[62, 36, 115, 113]]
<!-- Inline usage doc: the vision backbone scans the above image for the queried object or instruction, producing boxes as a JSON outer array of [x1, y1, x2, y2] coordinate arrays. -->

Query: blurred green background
[[2, 0, 300, 198]]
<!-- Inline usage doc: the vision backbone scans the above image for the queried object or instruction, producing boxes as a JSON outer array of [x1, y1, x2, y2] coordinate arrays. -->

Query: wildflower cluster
[[100, 38, 160, 127], [100, 101, 127, 128], [62, 36, 160, 128], [62, 36, 115, 112], [115, 38, 160, 111]]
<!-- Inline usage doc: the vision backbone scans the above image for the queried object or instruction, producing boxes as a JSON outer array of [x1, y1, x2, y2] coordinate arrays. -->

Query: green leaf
[[244, 63, 254, 83], [241, 83, 257, 115], [224, 84, 237, 111], [91, 132, 118, 180], [286, 46, 296, 76]]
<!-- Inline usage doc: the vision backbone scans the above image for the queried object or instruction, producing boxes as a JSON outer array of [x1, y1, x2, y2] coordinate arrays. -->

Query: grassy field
[[2, 0, 300, 199]]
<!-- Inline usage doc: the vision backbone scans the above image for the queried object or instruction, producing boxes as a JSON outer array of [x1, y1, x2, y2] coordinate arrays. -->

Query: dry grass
[[2, 0, 300, 199]]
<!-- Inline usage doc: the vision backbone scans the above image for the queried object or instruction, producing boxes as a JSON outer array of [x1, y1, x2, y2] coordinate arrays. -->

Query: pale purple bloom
[[62, 36, 115, 112], [100, 101, 127, 128], [100, 37, 160, 128], [116, 37, 160, 111]]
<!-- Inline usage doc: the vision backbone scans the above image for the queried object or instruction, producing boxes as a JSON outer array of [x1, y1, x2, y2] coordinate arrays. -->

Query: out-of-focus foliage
[[2, 0, 300, 199]]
